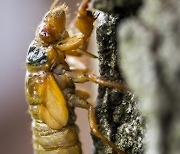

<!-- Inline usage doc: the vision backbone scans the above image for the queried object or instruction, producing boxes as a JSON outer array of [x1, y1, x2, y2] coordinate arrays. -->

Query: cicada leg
[[76, 0, 96, 41], [87, 73, 129, 91], [67, 93, 125, 154], [55, 0, 98, 60], [56, 0, 97, 56], [66, 70, 129, 91], [75, 89, 90, 100], [56, 35, 98, 58], [66, 49, 98, 58], [88, 105, 126, 154]]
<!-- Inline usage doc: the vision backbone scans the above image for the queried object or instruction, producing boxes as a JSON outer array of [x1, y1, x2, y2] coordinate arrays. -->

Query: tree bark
[[93, 0, 180, 154], [92, 1, 145, 154]]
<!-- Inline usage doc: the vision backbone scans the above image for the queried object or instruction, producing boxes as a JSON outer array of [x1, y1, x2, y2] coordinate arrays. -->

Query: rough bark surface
[[118, 0, 180, 154], [93, 0, 180, 154], [92, 2, 145, 153]]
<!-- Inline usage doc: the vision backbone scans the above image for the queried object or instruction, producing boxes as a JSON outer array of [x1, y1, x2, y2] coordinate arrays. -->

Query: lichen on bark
[[93, 0, 180, 154], [117, 0, 180, 154], [92, 1, 145, 152]]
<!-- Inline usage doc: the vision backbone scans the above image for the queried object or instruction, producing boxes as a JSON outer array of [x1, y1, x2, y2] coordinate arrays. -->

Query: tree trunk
[[93, 0, 180, 154], [92, 1, 145, 153]]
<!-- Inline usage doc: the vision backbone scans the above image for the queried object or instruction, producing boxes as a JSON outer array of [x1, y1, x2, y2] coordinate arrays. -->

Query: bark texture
[[92, 1, 145, 153], [93, 0, 180, 154], [118, 0, 180, 154]]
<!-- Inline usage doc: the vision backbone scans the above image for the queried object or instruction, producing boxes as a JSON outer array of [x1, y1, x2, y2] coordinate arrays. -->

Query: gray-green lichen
[[92, 12, 146, 154], [118, 0, 180, 154]]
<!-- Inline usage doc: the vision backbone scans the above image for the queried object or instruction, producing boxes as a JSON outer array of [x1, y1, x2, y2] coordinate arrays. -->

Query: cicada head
[[38, 2, 68, 44]]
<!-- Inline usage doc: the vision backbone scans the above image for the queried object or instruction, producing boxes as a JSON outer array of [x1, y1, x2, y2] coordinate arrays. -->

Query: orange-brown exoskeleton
[[25, 0, 127, 153]]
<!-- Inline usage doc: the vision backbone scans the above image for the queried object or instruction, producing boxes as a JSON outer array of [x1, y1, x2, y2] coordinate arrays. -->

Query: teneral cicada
[[25, 0, 127, 153]]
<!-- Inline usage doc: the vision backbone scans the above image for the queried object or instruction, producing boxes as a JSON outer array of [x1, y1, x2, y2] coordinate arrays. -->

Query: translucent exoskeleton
[[25, 0, 127, 153]]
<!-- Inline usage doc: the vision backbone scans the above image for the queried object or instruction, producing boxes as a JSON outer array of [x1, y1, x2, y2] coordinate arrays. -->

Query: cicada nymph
[[25, 0, 127, 153]]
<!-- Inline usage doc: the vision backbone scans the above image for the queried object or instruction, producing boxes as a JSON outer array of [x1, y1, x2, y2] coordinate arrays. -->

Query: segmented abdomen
[[32, 120, 81, 154], [25, 72, 81, 154]]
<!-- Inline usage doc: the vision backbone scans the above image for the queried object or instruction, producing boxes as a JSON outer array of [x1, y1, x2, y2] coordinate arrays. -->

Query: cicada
[[25, 0, 127, 153]]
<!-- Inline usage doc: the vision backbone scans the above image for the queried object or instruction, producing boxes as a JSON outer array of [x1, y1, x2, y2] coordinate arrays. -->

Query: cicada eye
[[39, 27, 56, 43]]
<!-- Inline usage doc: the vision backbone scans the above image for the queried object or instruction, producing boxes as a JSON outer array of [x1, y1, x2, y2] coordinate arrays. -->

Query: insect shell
[[25, 1, 126, 154], [26, 4, 82, 153]]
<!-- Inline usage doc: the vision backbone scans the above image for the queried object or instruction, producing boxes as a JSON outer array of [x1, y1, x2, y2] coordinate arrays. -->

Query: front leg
[[56, 0, 97, 51], [56, 33, 84, 51], [75, 0, 96, 41], [56, 34, 97, 58], [55, 0, 97, 58]]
